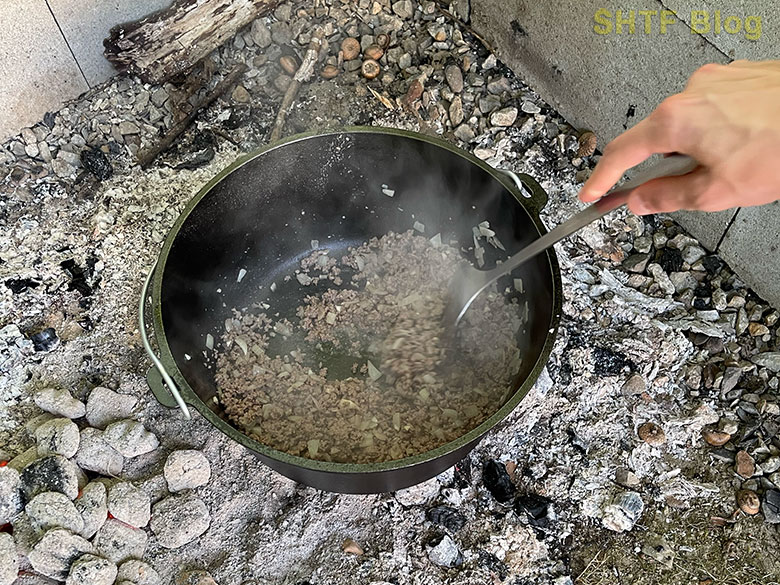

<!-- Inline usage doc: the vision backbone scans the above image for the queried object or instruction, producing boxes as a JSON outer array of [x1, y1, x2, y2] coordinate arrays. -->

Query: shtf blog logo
[[594, 9, 762, 40]]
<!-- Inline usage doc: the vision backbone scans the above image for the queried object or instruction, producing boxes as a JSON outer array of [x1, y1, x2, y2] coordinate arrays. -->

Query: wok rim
[[150, 126, 562, 475]]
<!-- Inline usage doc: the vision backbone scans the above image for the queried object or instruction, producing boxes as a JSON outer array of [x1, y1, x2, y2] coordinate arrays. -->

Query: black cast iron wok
[[141, 127, 562, 494]]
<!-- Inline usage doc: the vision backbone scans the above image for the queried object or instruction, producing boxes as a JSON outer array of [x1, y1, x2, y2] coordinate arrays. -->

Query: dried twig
[[269, 28, 326, 142], [136, 63, 248, 168]]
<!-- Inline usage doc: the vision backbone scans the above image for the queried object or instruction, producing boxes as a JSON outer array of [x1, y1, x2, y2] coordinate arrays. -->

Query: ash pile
[[1, 1, 780, 584]]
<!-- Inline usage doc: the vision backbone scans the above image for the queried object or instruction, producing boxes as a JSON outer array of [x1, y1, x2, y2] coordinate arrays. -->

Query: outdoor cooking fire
[[1, 1, 780, 585]]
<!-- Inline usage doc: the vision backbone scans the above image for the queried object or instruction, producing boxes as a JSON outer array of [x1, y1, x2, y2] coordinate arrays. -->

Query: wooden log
[[104, 0, 279, 85]]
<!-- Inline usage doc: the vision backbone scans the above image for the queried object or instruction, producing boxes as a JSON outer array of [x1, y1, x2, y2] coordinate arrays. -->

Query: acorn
[[364, 44, 384, 61], [376, 33, 391, 49], [637, 422, 666, 446], [702, 428, 731, 447], [321, 64, 340, 79], [361, 59, 381, 79], [341, 37, 361, 61], [279, 55, 299, 75]]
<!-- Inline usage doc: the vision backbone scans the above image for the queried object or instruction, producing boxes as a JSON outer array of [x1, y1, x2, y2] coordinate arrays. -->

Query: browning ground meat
[[215, 230, 525, 464]]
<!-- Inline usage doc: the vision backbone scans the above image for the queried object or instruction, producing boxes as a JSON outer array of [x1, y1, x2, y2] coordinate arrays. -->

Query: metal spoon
[[444, 154, 699, 327]]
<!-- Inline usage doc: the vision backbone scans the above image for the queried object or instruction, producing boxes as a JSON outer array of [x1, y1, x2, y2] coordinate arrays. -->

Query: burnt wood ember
[[5, 278, 40, 294], [656, 247, 683, 272], [80, 148, 113, 180], [427, 506, 466, 532], [103, 0, 279, 84], [30, 328, 58, 352], [60, 258, 98, 297], [453, 457, 472, 489], [482, 460, 516, 503], [592, 346, 634, 377], [477, 549, 509, 580]]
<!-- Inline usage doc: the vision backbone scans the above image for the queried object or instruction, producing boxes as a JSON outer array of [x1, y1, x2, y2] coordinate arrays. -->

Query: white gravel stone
[[394, 477, 440, 506], [20, 455, 80, 500], [163, 450, 211, 492], [117, 559, 162, 585], [35, 418, 80, 458], [0, 466, 22, 524], [103, 420, 159, 458], [150, 493, 211, 549], [427, 534, 461, 567], [65, 554, 117, 585], [26, 491, 85, 533], [75, 482, 108, 539], [602, 491, 644, 532], [108, 482, 151, 528], [34, 387, 86, 419], [94, 518, 148, 563], [85, 387, 137, 429], [490, 106, 518, 127], [0, 533, 17, 585], [28, 528, 94, 580], [75, 428, 124, 476]]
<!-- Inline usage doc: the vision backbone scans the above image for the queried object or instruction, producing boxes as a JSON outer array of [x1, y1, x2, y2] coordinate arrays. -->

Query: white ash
[[116, 559, 162, 585], [93, 518, 148, 564], [107, 481, 151, 528], [86, 386, 138, 429], [74, 482, 108, 539], [394, 478, 440, 507], [163, 450, 211, 492], [103, 420, 159, 458], [26, 491, 85, 534], [74, 428, 124, 476], [33, 387, 86, 419], [35, 418, 80, 458], [28, 528, 94, 580], [0, 466, 22, 524], [0, 533, 17, 585], [65, 554, 117, 585], [150, 493, 211, 549]]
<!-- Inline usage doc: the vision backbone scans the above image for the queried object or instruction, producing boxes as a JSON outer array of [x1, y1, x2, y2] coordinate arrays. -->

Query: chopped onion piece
[[311, 239, 319, 250], [367, 360, 382, 381], [429, 233, 442, 248], [270, 282, 277, 292], [475, 244, 485, 268], [205, 334, 214, 350], [382, 188, 395, 197], [307, 439, 320, 457], [184, 353, 191, 361], [224, 318, 233, 332], [392, 413, 401, 431], [413, 221, 425, 233], [478, 223, 495, 238], [488, 236, 506, 251], [513, 278, 524, 293], [235, 337, 248, 355], [296, 273, 313, 285], [355, 256, 365, 271], [237, 268, 247, 283], [326, 312, 337, 325]]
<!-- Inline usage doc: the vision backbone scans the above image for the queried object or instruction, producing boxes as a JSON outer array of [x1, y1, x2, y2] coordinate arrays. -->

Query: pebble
[[164, 450, 212, 492], [176, 570, 218, 585], [637, 422, 666, 446], [231, 85, 251, 103], [737, 489, 761, 515], [392, 0, 414, 18], [251, 19, 272, 48], [394, 477, 440, 506], [86, 387, 137, 428], [623, 253, 649, 273], [35, 417, 80, 458], [670, 271, 698, 293], [749, 322, 770, 336], [763, 490, 780, 523], [270, 21, 292, 45], [520, 100, 541, 114], [151, 87, 169, 107], [26, 491, 84, 533], [453, 124, 475, 143], [117, 560, 162, 585], [751, 352, 780, 372], [615, 468, 641, 488], [103, 420, 159, 458], [445, 64, 464, 93], [20, 454, 80, 500], [720, 367, 742, 394], [150, 493, 211, 549], [28, 528, 94, 580], [478, 95, 501, 113], [602, 491, 644, 532], [682, 245, 706, 265], [75, 482, 107, 539], [762, 457, 780, 475], [486, 77, 511, 94], [490, 106, 518, 127], [647, 263, 675, 295], [108, 482, 151, 528], [0, 466, 22, 524], [736, 450, 755, 479], [94, 518, 148, 563], [66, 554, 117, 585], [621, 374, 646, 396], [0, 533, 17, 585], [449, 97, 464, 126], [482, 459, 516, 503], [34, 387, 86, 419], [427, 534, 461, 567], [118, 121, 140, 136], [75, 428, 124, 476]]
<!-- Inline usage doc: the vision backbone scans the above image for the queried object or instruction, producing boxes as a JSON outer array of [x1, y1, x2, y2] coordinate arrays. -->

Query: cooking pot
[[140, 127, 562, 493]]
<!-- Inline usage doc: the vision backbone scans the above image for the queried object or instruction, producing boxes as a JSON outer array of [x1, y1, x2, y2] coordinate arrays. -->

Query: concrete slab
[[718, 202, 780, 310], [47, 0, 172, 87], [0, 0, 89, 142], [672, 208, 737, 251], [661, 0, 775, 61]]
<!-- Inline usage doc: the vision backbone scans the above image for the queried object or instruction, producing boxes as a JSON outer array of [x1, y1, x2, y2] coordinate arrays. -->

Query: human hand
[[579, 60, 780, 215]]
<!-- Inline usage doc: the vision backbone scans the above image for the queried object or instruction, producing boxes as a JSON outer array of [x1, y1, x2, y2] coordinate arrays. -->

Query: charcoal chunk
[[31, 328, 58, 352], [482, 460, 515, 503], [477, 549, 508, 580], [427, 505, 466, 532], [515, 493, 555, 537], [592, 347, 634, 377], [656, 248, 683, 273], [80, 148, 113, 180], [453, 456, 471, 489], [764, 489, 780, 524]]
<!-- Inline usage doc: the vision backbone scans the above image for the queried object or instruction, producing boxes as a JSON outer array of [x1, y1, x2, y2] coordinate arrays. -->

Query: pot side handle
[[139, 262, 192, 419], [497, 169, 548, 217]]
